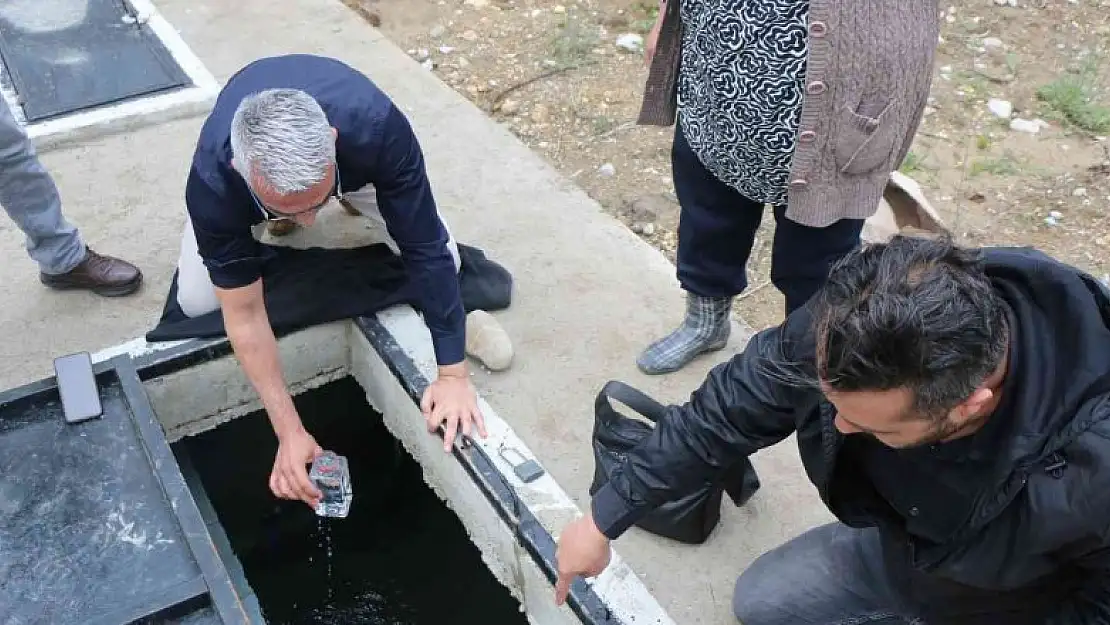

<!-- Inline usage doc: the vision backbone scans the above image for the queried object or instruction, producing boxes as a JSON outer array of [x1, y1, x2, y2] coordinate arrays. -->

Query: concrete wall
[[140, 323, 350, 441], [348, 329, 573, 625], [122, 317, 671, 625]]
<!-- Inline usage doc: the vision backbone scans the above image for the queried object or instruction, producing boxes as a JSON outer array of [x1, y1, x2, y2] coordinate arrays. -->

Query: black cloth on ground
[[145, 243, 513, 342]]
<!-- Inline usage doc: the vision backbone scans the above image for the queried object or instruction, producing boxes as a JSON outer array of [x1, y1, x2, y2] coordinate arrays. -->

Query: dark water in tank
[[183, 376, 529, 625]]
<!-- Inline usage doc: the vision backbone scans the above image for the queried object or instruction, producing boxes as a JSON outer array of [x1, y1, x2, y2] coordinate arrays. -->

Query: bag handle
[[595, 380, 668, 424]]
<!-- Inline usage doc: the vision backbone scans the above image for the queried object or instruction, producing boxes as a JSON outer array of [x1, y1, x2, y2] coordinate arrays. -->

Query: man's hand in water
[[271, 426, 324, 507]]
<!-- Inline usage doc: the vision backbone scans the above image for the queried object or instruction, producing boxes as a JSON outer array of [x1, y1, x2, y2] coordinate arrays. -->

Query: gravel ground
[[349, 0, 1109, 330]]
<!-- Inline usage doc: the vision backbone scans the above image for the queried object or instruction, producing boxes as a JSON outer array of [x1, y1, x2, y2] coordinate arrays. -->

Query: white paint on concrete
[[1, 0, 220, 153], [90, 336, 191, 364]]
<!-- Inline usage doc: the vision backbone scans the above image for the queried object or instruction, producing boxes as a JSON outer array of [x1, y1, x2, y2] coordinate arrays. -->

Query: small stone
[[602, 15, 630, 28], [1049, 210, 1064, 219], [1073, 188, 1088, 197], [598, 163, 616, 177], [553, 5, 566, 13], [924, 106, 937, 116], [456, 56, 470, 68], [530, 103, 550, 123], [499, 99, 520, 114], [439, 45, 455, 54], [1044, 215, 1059, 226], [988, 98, 1012, 119], [421, 58, 435, 71], [1010, 118, 1041, 134], [983, 37, 1003, 48], [464, 0, 489, 7], [429, 24, 447, 38], [625, 196, 664, 223], [615, 33, 643, 52], [415, 48, 430, 61], [461, 29, 479, 41], [465, 310, 513, 372], [1096, 236, 1108, 247], [631, 222, 656, 236]]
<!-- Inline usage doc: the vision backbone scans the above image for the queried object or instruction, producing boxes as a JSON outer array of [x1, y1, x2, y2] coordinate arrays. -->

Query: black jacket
[[591, 248, 1110, 624]]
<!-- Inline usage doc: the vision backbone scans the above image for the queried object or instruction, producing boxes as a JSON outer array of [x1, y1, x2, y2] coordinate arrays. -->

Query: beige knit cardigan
[[639, 0, 941, 228]]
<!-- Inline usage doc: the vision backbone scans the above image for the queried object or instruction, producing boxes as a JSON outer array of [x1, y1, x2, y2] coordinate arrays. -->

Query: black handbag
[[589, 380, 761, 545]]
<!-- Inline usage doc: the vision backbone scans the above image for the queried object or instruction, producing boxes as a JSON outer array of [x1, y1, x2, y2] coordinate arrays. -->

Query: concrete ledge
[[83, 301, 675, 625], [356, 310, 675, 625], [134, 323, 348, 441], [349, 328, 578, 624]]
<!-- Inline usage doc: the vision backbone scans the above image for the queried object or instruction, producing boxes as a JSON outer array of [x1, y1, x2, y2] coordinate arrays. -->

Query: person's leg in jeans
[[0, 97, 142, 295], [637, 124, 764, 375], [769, 205, 863, 315], [732, 522, 922, 625]]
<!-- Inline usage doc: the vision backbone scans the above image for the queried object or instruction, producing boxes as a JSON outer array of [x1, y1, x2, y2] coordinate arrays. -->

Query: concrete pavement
[[0, 1, 834, 623]]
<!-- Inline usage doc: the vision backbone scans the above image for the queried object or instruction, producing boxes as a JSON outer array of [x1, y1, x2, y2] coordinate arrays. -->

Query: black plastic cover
[[0, 355, 250, 624], [0, 0, 191, 122]]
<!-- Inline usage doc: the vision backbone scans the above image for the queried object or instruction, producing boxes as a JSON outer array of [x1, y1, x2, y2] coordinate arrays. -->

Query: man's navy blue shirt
[[185, 54, 465, 365]]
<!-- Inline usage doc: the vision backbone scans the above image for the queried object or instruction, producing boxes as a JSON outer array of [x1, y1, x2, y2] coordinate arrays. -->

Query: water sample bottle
[[309, 451, 353, 519]]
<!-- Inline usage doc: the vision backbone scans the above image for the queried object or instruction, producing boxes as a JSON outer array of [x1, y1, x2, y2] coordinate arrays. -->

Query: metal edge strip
[[111, 354, 253, 625], [353, 316, 625, 625], [173, 444, 268, 624]]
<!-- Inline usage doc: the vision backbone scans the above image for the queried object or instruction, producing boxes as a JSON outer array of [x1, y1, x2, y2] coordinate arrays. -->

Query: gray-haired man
[[176, 54, 487, 508]]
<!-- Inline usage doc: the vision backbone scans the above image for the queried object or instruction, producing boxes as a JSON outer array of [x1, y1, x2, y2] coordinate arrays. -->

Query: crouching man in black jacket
[[555, 235, 1110, 624]]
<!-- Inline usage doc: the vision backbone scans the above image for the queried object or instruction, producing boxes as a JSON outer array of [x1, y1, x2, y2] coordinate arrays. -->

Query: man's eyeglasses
[[247, 165, 343, 221]]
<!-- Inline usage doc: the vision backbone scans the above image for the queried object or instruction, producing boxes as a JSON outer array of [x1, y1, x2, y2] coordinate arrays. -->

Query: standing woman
[[636, 0, 940, 375]]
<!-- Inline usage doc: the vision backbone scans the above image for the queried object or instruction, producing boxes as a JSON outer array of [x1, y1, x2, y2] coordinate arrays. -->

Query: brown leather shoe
[[40, 248, 143, 297], [266, 219, 298, 237]]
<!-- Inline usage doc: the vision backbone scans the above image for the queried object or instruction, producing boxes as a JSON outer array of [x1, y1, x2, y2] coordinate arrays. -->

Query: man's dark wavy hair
[[812, 234, 1010, 419]]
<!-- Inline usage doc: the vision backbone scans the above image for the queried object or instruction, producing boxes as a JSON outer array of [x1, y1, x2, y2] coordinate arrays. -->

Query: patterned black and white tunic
[[677, 0, 810, 206]]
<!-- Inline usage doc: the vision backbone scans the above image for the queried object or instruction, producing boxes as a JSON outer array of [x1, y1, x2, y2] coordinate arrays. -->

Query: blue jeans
[[0, 97, 87, 274], [733, 523, 923, 625]]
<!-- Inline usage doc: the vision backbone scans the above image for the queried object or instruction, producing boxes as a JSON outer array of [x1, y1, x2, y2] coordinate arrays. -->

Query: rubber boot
[[637, 292, 731, 375]]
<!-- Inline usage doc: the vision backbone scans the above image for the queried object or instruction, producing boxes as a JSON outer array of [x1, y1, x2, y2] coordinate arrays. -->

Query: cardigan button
[[789, 178, 808, 189], [798, 130, 817, 143], [810, 21, 827, 37], [806, 81, 827, 96]]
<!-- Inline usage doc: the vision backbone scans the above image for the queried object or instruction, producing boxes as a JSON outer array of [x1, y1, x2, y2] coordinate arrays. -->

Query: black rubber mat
[[0, 0, 190, 122], [0, 356, 249, 624]]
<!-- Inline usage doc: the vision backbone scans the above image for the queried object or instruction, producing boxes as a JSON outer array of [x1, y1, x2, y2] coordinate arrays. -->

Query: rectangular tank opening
[[177, 375, 530, 624]]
